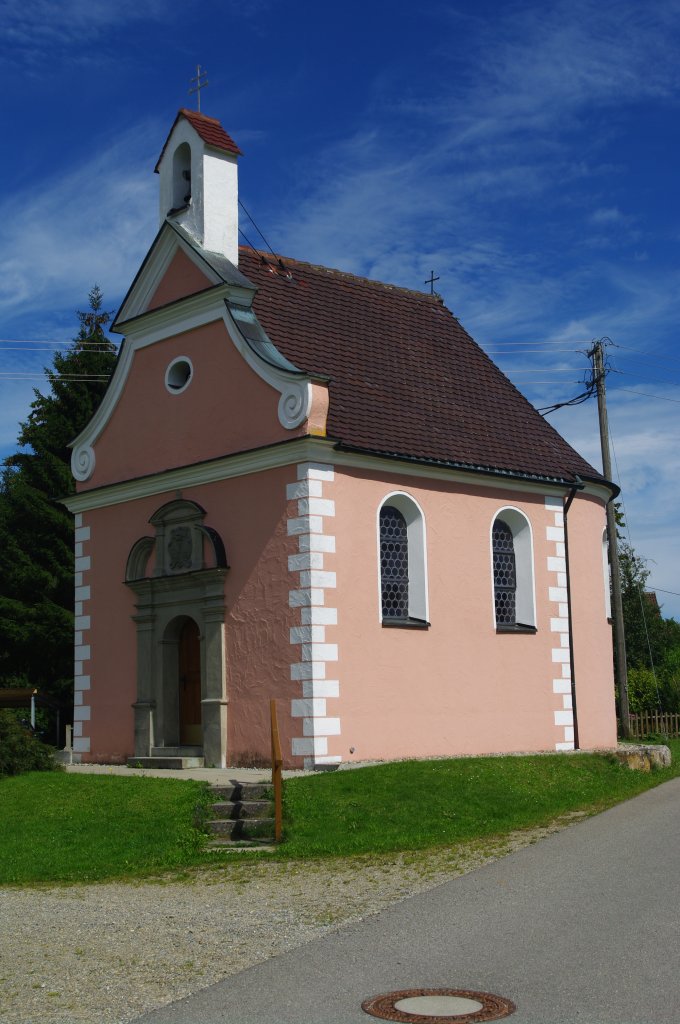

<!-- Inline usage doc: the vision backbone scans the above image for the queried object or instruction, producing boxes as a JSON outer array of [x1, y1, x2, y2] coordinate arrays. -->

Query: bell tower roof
[[154, 109, 242, 173]]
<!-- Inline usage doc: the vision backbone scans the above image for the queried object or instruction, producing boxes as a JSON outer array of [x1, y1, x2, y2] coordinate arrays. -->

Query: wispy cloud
[[0, 0, 169, 61], [269, 0, 680, 343], [0, 0, 274, 62], [590, 207, 628, 226], [551, 387, 680, 613], [0, 123, 158, 328]]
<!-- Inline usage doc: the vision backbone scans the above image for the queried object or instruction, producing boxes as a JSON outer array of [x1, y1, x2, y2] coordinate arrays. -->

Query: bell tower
[[155, 109, 242, 265]]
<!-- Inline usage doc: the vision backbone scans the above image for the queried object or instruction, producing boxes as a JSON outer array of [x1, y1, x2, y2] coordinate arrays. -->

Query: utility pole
[[589, 339, 631, 738]]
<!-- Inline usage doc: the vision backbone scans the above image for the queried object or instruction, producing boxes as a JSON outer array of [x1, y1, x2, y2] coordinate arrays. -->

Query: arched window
[[380, 506, 409, 620], [378, 493, 429, 626], [491, 508, 536, 631], [492, 519, 516, 625]]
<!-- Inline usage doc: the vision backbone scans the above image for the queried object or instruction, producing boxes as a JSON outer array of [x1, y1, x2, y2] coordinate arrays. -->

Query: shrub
[[0, 711, 58, 777], [627, 666, 660, 714]]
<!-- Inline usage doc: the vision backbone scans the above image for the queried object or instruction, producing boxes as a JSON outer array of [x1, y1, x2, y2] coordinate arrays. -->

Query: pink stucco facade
[[71, 441, 616, 766]]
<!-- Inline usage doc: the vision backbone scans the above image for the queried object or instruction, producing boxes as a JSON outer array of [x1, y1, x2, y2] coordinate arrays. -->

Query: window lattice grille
[[380, 506, 409, 620], [493, 519, 516, 625]]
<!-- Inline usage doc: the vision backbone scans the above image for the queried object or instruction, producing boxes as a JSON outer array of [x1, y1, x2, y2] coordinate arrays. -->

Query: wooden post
[[590, 340, 631, 738], [270, 699, 283, 843]]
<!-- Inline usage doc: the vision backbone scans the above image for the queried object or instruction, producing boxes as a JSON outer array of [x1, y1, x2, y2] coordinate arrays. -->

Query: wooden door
[[179, 619, 202, 745]]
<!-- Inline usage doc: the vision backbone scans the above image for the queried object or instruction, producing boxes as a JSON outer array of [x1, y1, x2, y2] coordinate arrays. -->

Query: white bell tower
[[155, 109, 242, 266]]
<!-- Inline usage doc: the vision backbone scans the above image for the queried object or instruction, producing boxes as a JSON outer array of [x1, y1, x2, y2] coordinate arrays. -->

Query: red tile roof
[[238, 249, 601, 484], [155, 110, 242, 172]]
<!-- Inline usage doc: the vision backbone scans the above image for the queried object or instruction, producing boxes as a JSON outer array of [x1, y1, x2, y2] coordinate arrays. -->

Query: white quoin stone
[[157, 115, 239, 265]]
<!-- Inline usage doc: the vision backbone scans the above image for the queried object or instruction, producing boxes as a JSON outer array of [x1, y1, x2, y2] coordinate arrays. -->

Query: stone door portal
[[179, 618, 202, 745], [126, 498, 229, 767]]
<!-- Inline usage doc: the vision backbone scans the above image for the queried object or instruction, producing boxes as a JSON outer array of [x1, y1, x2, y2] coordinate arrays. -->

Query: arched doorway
[[126, 499, 229, 767], [178, 618, 202, 744]]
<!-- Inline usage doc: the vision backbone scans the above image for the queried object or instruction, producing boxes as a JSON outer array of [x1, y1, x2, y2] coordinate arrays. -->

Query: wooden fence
[[628, 711, 680, 739]]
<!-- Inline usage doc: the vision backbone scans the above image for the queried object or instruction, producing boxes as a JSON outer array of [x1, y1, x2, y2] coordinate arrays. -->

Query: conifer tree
[[0, 287, 117, 703]]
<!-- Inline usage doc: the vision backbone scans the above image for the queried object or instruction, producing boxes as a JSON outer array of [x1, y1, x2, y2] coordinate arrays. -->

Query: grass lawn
[[1, 740, 679, 885], [279, 739, 680, 858], [0, 773, 213, 885]]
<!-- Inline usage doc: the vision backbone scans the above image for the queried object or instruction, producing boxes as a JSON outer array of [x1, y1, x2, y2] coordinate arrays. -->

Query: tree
[[0, 287, 117, 704], [618, 540, 680, 713]]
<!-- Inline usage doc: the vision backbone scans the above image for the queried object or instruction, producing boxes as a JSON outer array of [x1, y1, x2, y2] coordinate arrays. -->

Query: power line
[[611, 387, 680, 405], [498, 367, 584, 373], [486, 347, 580, 354], [610, 367, 680, 388], [613, 342, 680, 366], [484, 341, 582, 348], [0, 346, 114, 353], [537, 381, 596, 415], [238, 226, 268, 263], [610, 352, 680, 372], [238, 200, 286, 268], [0, 373, 111, 380], [0, 339, 117, 348]]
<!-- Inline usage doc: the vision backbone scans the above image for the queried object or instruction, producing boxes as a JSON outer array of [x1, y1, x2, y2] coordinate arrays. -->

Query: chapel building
[[64, 109, 617, 768]]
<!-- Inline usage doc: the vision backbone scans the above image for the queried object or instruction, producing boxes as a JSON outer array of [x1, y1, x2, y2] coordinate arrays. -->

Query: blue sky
[[1, 0, 680, 616]]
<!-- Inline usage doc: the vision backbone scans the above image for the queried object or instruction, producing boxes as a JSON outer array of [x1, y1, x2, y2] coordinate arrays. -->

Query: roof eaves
[[333, 441, 614, 492]]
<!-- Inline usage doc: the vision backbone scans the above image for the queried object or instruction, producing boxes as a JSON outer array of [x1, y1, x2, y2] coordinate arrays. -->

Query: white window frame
[[490, 506, 536, 630], [165, 355, 194, 395], [376, 491, 429, 624]]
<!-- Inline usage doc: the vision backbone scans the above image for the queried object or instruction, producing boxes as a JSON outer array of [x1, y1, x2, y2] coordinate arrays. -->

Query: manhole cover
[[361, 988, 516, 1023]]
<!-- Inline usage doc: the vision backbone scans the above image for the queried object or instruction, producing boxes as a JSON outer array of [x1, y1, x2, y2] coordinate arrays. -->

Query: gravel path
[[0, 818, 584, 1024]]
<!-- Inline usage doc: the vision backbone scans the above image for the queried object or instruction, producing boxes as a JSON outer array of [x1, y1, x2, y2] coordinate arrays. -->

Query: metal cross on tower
[[189, 65, 209, 112], [425, 270, 440, 295]]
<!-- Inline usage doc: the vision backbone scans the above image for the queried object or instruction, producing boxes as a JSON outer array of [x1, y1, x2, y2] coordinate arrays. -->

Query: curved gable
[[78, 318, 307, 490]]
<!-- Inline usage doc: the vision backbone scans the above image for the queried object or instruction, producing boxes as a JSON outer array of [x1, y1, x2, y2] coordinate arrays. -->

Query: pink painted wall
[[147, 248, 214, 310], [79, 503, 138, 763], [85, 320, 304, 490], [568, 493, 618, 749], [313, 468, 616, 763], [79, 468, 298, 765], [80, 458, 615, 766]]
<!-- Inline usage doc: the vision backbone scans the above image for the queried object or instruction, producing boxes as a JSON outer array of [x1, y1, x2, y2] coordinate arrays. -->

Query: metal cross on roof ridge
[[189, 64, 209, 112], [425, 270, 440, 295]]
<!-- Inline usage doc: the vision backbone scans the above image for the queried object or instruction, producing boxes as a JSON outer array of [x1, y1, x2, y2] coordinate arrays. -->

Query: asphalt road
[[134, 777, 680, 1024]]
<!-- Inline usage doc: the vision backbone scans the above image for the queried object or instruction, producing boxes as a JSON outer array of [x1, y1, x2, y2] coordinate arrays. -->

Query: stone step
[[210, 800, 272, 820], [127, 756, 205, 769], [151, 746, 203, 757], [205, 839, 277, 852], [208, 817, 275, 840], [210, 783, 271, 801]]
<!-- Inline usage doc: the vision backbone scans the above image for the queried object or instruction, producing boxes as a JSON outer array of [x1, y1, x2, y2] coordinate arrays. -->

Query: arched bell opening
[[172, 142, 192, 210]]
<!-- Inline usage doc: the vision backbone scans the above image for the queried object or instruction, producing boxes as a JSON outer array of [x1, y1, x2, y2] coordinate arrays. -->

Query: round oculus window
[[165, 357, 193, 394]]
